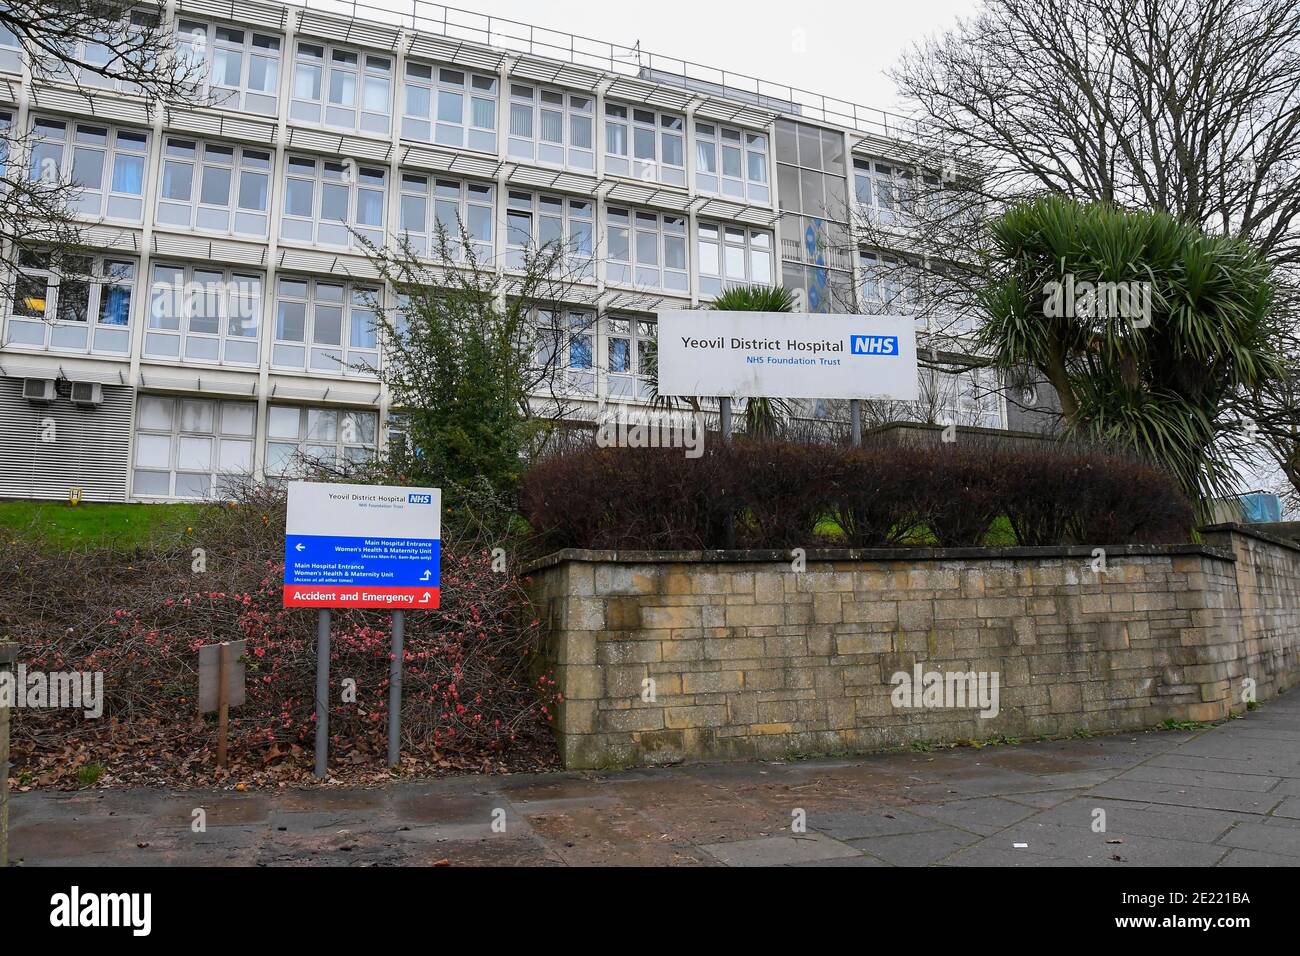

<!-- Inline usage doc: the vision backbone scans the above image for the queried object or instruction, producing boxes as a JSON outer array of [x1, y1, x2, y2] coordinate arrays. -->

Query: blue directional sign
[[283, 482, 441, 609]]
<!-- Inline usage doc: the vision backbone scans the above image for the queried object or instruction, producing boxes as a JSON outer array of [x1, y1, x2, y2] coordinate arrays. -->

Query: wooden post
[[216, 642, 230, 769], [0, 641, 16, 868]]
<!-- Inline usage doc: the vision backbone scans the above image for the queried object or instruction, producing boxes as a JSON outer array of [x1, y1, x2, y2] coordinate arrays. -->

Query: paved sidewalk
[[8, 691, 1300, 866]]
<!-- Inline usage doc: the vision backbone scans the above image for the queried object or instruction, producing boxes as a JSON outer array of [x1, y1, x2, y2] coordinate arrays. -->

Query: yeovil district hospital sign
[[283, 481, 441, 609], [655, 310, 920, 401]]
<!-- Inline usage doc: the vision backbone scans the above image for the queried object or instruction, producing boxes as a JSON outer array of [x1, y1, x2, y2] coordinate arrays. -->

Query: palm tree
[[643, 284, 797, 437], [977, 196, 1283, 510]]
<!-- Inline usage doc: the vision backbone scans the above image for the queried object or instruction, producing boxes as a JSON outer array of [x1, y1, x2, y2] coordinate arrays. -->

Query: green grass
[[0, 500, 205, 550]]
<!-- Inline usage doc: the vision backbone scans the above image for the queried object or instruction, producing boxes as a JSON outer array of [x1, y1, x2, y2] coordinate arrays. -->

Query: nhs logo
[[407, 493, 433, 504], [851, 335, 899, 356]]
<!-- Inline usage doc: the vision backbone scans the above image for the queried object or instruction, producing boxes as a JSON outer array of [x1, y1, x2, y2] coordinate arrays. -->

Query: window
[[931, 366, 1002, 431], [604, 316, 656, 400], [858, 251, 923, 326], [273, 277, 380, 375], [178, 21, 281, 115], [155, 137, 271, 236], [265, 404, 379, 477], [533, 309, 595, 395], [280, 155, 385, 248], [143, 263, 261, 364], [697, 223, 773, 297], [854, 158, 910, 226], [399, 174, 494, 261], [0, 22, 20, 73], [4, 251, 135, 353], [504, 190, 594, 276], [42, 9, 155, 91], [291, 42, 391, 134], [507, 84, 594, 170], [403, 62, 497, 152], [27, 118, 149, 222], [695, 123, 769, 203], [132, 396, 257, 499], [605, 104, 685, 185], [606, 208, 688, 291]]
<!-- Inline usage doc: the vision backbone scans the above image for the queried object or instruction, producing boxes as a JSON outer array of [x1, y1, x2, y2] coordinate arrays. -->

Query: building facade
[[0, 0, 1005, 502]]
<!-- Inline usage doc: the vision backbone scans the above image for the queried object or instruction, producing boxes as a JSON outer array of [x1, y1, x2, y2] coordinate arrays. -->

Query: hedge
[[520, 437, 1195, 550]]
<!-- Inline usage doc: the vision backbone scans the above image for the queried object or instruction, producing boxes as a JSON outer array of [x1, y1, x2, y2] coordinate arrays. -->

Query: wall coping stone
[[1201, 522, 1300, 555], [523, 541, 1234, 574]]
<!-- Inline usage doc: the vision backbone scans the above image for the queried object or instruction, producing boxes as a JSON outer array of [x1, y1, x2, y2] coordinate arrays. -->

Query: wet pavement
[[8, 691, 1300, 866]]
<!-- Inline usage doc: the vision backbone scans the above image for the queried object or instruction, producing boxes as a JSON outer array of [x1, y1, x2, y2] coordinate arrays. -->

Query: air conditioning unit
[[69, 381, 103, 406], [22, 378, 55, 403]]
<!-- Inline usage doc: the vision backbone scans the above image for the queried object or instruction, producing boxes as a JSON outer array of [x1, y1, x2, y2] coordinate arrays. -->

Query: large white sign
[[283, 481, 441, 609], [655, 311, 920, 401]]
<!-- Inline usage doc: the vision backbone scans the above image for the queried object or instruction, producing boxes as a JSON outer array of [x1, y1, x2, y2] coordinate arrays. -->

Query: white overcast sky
[[350, 0, 980, 113]]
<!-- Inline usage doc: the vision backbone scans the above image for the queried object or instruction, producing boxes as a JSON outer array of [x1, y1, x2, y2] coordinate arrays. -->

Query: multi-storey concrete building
[[0, 0, 1006, 502]]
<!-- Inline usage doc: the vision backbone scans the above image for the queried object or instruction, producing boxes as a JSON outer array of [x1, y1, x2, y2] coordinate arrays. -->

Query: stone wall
[[525, 527, 1300, 769]]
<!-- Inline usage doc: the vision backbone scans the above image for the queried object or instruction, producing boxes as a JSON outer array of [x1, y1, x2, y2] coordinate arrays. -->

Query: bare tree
[[879, 0, 1300, 498], [1, 2, 205, 293]]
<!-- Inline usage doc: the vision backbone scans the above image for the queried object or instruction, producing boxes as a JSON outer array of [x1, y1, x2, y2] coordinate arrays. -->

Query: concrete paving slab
[[7, 688, 1299, 867], [702, 832, 863, 866]]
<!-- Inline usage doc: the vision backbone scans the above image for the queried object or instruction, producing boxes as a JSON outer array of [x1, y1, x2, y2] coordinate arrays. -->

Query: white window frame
[[854, 158, 912, 227], [507, 83, 594, 170], [143, 262, 262, 365], [132, 396, 258, 500], [264, 404, 379, 477], [272, 277, 381, 376], [4, 250, 135, 354], [504, 190, 594, 276], [176, 19, 281, 116], [533, 308, 595, 396], [155, 136, 271, 237], [694, 122, 769, 203], [399, 173, 495, 262], [27, 116, 149, 223], [605, 103, 685, 185], [46, 9, 156, 93], [604, 315, 656, 401], [291, 40, 392, 134], [280, 154, 386, 249], [402, 61, 497, 152], [606, 207, 688, 291], [697, 223, 773, 297], [858, 250, 923, 319]]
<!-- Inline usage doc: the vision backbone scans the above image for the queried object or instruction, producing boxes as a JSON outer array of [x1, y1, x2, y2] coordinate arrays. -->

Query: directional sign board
[[655, 311, 919, 401], [283, 481, 441, 609]]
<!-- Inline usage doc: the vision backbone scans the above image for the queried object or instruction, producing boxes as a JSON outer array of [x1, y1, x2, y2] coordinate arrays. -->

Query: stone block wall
[[1202, 524, 1300, 701], [525, 528, 1300, 769]]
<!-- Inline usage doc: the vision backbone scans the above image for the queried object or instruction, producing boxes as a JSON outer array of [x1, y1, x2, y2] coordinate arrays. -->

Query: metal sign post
[[315, 609, 330, 779], [283, 482, 440, 780], [850, 399, 862, 446], [388, 610, 404, 768]]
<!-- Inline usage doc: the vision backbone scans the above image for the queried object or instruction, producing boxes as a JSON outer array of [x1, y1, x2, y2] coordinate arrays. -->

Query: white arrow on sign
[[420, 569, 431, 581], [419, 591, 431, 604], [295, 542, 306, 552]]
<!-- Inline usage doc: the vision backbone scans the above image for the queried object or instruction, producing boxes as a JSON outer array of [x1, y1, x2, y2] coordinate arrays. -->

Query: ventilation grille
[[0, 378, 132, 502]]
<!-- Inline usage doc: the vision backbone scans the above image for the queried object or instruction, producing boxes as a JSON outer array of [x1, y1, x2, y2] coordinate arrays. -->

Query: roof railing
[[269, 0, 920, 141]]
